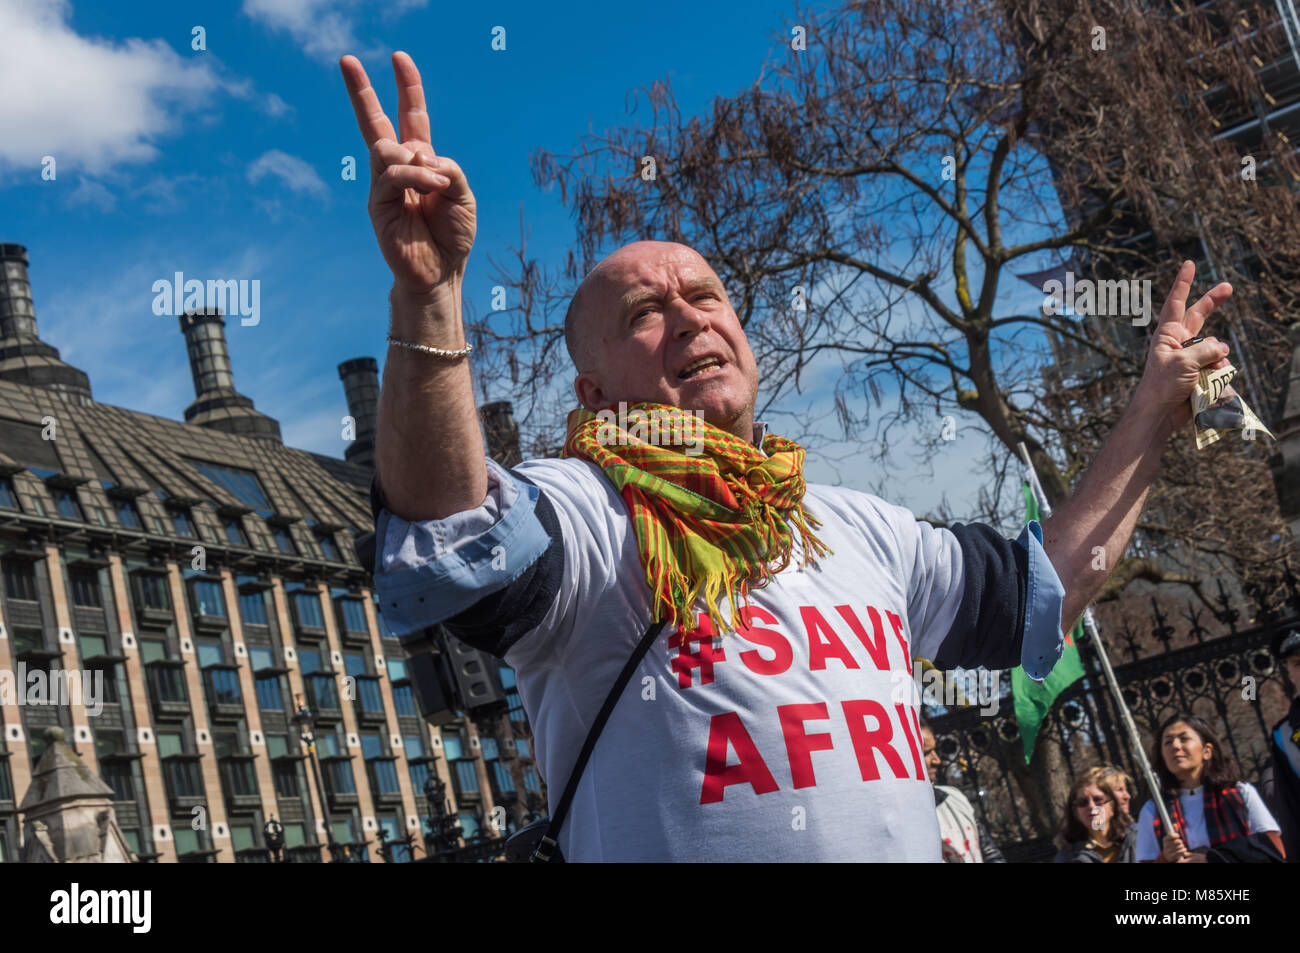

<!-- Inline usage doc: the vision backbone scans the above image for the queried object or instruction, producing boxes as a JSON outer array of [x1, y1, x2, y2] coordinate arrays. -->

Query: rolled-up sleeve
[[370, 458, 556, 644], [910, 515, 1066, 680]]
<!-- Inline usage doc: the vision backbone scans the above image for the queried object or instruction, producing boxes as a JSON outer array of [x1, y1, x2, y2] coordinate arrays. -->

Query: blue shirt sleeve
[[370, 458, 560, 654]]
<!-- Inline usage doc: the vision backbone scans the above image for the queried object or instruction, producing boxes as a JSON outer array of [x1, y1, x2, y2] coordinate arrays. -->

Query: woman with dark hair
[[1136, 713, 1284, 862], [1054, 766, 1136, 862]]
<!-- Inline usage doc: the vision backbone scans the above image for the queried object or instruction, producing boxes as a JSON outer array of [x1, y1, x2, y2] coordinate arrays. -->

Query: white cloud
[[246, 150, 330, 197], [0, 0, 222, 175], [65, 177, 117, 212], [242, 0, 363, 61]]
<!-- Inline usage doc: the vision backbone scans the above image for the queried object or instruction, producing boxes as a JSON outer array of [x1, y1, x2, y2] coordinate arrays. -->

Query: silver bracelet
[[386, 334, 473, 359]]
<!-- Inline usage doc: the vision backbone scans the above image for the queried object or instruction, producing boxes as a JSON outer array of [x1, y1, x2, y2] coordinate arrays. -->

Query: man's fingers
[[1182, 282, 1233, 338], [1183, 336, 1230, 368], [1156, 260, 1197, 329], [340, 54, 398, 147], [393, 51, 433, 150], [370, 163, 450, 207]]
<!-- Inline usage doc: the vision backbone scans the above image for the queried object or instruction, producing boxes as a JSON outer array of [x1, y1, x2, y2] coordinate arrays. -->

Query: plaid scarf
[[1152, 784, 1248, 848], [562, 402, 830, 633]]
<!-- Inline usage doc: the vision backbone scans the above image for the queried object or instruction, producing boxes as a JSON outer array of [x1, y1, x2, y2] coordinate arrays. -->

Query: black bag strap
[[530, 617, 669, 862]]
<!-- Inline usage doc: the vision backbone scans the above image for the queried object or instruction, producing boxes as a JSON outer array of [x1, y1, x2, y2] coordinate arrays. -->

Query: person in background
[[1102, 765, 1135, 821], [920, 722, 1005, 862], [1136, 713, 1284, 862], [1054, 766, 1135, 862], [1267, 628, 1300, 863]]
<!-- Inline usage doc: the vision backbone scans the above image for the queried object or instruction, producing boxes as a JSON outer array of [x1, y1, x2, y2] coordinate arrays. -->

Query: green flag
[[1011, 480, 1085, 763]]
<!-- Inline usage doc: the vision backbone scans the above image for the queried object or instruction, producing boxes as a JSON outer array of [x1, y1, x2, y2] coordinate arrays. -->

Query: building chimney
[[337, 357, 378, 471], [480, 400, 522, 467], [0, 243, 93, 404], [179, 308, 281, 444]]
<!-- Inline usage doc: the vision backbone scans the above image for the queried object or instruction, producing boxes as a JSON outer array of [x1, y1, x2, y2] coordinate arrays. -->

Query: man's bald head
[[563, 240, 760, 440]]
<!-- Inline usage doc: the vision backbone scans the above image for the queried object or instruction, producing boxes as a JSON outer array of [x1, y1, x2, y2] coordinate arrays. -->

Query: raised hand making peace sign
[[340, 51, 477, 295]]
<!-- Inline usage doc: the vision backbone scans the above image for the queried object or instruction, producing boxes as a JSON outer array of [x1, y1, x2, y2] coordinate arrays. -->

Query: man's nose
[[669, 298, 712, 337]]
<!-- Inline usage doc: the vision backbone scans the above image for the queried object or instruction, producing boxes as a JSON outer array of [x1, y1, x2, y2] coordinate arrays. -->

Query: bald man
[[345, 52, 1241, 862]]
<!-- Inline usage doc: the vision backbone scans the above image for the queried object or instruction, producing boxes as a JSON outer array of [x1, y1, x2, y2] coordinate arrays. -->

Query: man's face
[[572, 242, 760, 440], [1286, 654, 1300, 697], [921, 728, 941, 783]]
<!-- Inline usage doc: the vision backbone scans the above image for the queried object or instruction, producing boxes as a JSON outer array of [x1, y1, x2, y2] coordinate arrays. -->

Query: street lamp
[[291, 694, 344, 863], [263, 817, 285, 863], [422, 758, 462, 860]]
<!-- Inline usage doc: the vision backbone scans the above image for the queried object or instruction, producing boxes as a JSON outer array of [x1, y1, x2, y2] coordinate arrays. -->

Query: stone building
[[0, 242, 541, 862]]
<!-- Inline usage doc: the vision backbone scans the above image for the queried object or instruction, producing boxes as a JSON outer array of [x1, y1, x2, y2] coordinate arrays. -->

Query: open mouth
[[678, 356, 725, 380]]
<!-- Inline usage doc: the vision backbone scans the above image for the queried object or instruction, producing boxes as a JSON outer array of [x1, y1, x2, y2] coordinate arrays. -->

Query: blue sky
[[0, 0, 1056, 522]]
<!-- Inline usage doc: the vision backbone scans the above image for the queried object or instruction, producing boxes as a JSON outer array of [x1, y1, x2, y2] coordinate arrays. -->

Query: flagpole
[[1015, 442, 1173, 835]]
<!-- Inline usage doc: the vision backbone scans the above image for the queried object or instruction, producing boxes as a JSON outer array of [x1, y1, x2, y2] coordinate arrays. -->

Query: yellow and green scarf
[[562, 402, 830, 633]]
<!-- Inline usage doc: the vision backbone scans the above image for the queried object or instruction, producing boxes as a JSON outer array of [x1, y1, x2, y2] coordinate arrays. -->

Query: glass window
[[208, 668, 241, 705], [222, 759, 257, 797], [344, 653, 367, 677], [403, 735, 424, 759], [480, 737, 499, 760], [517, 739, 530, 759], [340, 599, 368, 632], [173, 827, 200, 855], [327, 761, 356, 795], [498, 666, 517, 690], [361, 735, 383, 759], [387, 657, 407, 682], [266, 734, 289, 759], [374, 608, 393, 641], [409, 761, 430, 794], [54, 488, 83, 521], [239, 591, 268, 625], [136, 573, 169, 611], [453, 760, 478, 794], [140, 639, 167, 664], [458, 812, 480, 840], [306, 674, 338, 710], [157, 732, 184, 758], [79, 634, 108, 660], [0, 478, 16, 510], [273, 760, 299, 798], [69, 569, 101, 607], [186, 460, 273, 516], [121, 829, 141, 855], [166, 759, 203, 799], [492, 760, 516, 793], [152, 665, 187, 703], [231, 825, 256, 852], [192, 579, 226, 617], [372, 759, 400, 795], [358, 679, 384, 714], [223, 517, 247, 546], [391, 683, 416, 717], [283, 823, 305, 849], [298, 648, 322, 674], [332, 819, 354, 844], [2, 559, 37, 601], [256, 676, 283, 711], [249, 646, 275, 671], [294, 593, 323, 628], [316, 733, 339, 758], [114, 499, 141, 529], [522, 766, 541, 793], [171, 508, 196, 537], [441, 732, 463, 760], [317, 535, 339, 561], [0, 759, 13, 801], [271, 525, 295, 555], [197, 642, 224, 667]]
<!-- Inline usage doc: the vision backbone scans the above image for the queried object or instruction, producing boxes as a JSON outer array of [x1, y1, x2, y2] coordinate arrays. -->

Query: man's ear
[[574, 372, 606, 410]]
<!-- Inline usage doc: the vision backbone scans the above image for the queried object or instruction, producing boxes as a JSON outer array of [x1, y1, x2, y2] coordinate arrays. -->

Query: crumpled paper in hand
[[1190, 362, 1275, 449]]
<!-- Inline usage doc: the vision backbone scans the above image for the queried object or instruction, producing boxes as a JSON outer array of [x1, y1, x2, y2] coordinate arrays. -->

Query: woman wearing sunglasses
[[1055, 766, 1137, 863]]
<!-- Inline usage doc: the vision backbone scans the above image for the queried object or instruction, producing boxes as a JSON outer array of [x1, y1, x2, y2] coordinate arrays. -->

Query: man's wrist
[[1127, 379, 1178, 443], [389, 280, 465, 343]]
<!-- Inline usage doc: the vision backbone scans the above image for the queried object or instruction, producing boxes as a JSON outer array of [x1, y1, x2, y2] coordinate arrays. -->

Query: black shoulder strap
[[531, 618, 669, 862]]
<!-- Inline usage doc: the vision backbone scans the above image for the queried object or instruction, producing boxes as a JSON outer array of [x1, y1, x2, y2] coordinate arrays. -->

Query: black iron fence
[[927, 574, 1300, 861]]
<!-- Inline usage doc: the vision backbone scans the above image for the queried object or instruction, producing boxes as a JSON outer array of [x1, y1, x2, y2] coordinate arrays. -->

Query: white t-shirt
[[1134, 782, 1280, 860], [373, 455, 1065, 861]]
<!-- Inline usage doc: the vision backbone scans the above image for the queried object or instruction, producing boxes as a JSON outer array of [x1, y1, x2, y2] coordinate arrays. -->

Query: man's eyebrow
[[618, 277, 725, 316]]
